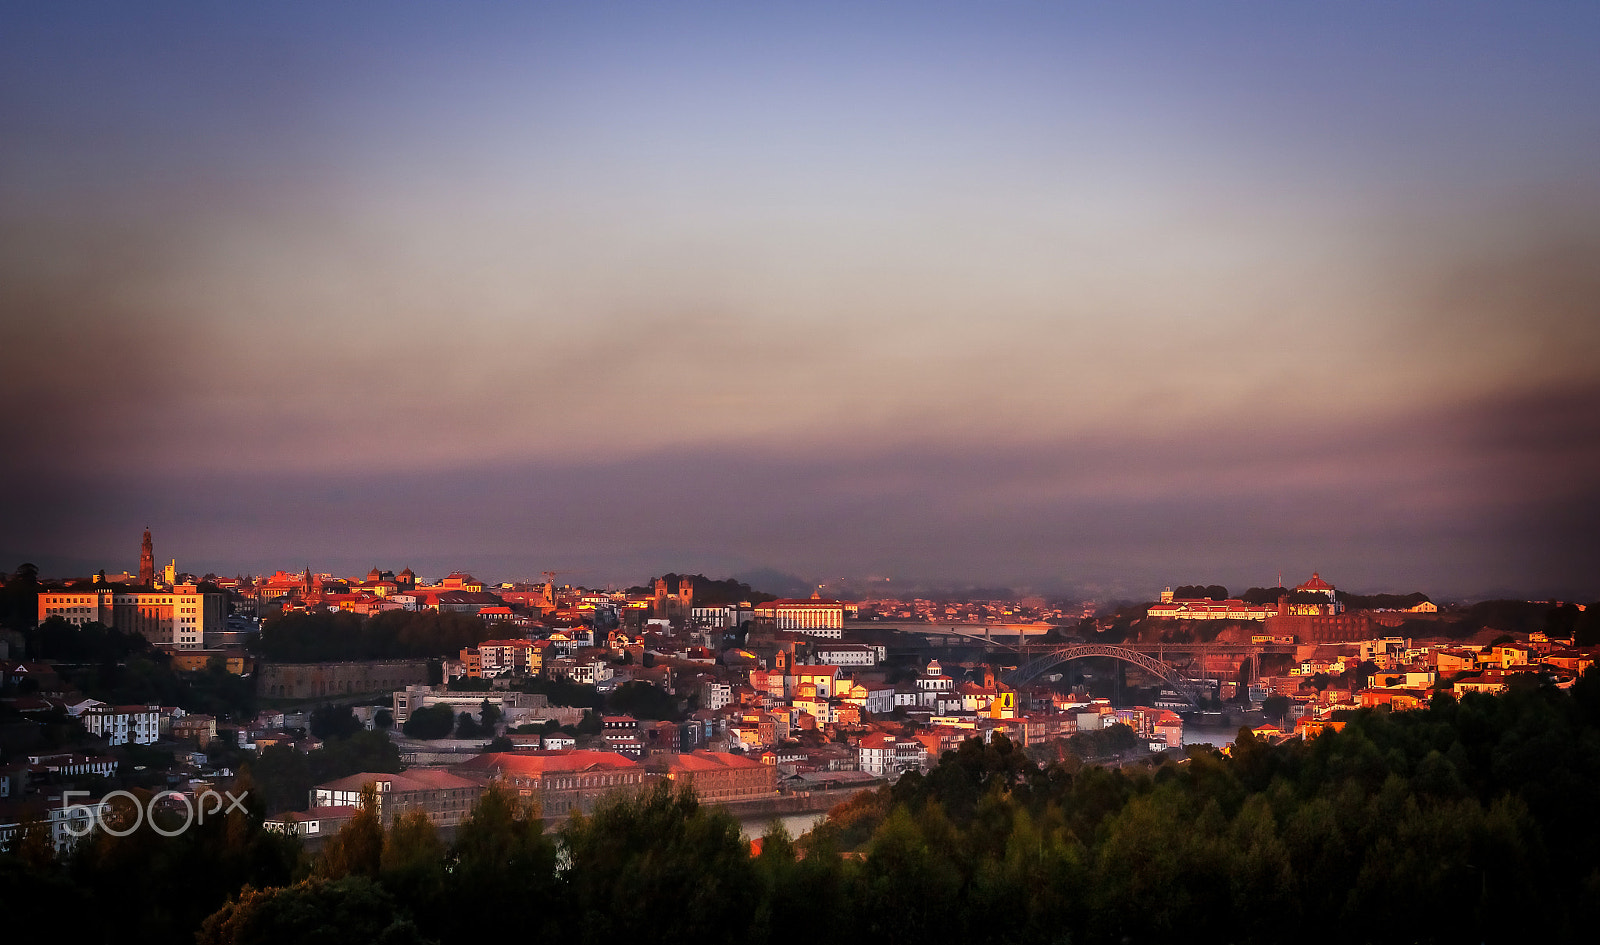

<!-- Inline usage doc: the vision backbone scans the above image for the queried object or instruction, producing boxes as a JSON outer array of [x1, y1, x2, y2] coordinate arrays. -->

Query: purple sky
[[4, 3, 1598, 599]]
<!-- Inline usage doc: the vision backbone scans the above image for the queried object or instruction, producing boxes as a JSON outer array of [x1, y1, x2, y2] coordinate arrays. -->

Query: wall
[[259, 660, 431, 699]]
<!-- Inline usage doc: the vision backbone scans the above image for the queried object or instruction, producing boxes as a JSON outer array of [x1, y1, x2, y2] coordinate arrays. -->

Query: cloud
[[5, 380, 1596, 600]]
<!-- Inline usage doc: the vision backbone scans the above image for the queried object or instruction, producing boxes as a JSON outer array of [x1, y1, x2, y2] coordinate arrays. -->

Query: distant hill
[[729, 567, 814, 599]]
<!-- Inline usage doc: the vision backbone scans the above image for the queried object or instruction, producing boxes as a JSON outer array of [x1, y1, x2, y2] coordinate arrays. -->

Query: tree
[[374, 708, 394, 729], [478, 698, 502, 731], [316, 785, 384, 881], [197, 876, 429, 945], [401, 703, 456, 740], [606, 680, 678, 720], [455, 711, 483, 739], [244, 744, 314, 814], [309, 730, 403, 786], [1262, 694, 1293, 725], [560, 781, 756, 945], [310, 704, 363, 740], [445, 782, 558, 941], [379, 809, 447, 934]]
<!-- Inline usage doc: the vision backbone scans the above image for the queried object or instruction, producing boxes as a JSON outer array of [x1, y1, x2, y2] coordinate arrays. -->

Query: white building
[[814, 643, 884, 666], [690, 605, 753, 629], [858, 734, 929, 778], [755, 599, 846, 638], [80, 704, 160, 746], [701, 681, 733, 711]]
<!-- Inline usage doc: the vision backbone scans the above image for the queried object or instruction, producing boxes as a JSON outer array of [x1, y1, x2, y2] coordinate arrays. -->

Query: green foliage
[[478, 698, 502, 730], [244, 731, 402, 814], [1171, 584, 1229, 601], [25, 616, 149, 662], [1339, 590, 1432, 610], [518, 673, 605, 708], [561, 781, 757, 945], [605, 680, 679, 720], [401, 704, 456, 740], [310, 703, 363, 740], [453, 711, 483, 739], [1262, 693, 1293, 723], [0, 563, 42, 632], [1029, 722, 1141, 768], [316, 786, 384, 881], [1239, 586, 1289, 604], [253, 609, 495, 662], [24, 780, 300, 943], [447, 782, 558, 938], [197, 876, 430, 945], [56, 645, 257, 721]]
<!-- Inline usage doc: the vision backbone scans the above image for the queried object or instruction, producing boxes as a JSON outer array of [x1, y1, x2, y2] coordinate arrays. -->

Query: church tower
[[139, 529, 155, 586]]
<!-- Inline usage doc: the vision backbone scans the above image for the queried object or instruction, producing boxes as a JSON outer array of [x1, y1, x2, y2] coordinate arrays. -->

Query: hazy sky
[[4, 2, 1598, 599]]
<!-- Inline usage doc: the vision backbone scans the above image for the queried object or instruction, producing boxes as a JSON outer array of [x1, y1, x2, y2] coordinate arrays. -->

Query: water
[[1182, 723, 1244, 749], [739, 811, 830, 841]]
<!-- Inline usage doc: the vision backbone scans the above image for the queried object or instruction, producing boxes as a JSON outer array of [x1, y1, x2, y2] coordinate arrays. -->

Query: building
[[1147, 596, 1278, 621], [172, 714, 218, 744], [858, 734, 931, 777], [690, 605, 753, 629], [453, 750, 647, 817], [814, 643, 884, 666], [701, 681, 733, 711], [649, 751, 776, 801], [754, 599, 846, 638], [312, 769, 484, 828], [36, 583, 227, 649], [80, 705, 159, 746], [792, 665, 842, 699], [390, 685, 551, 726], [1295, 572, 1337, 600], [857, 733, 902, 777], [259, 660, 430, 699], [263, 805, 361, 839], [139, 529, 155, 585]]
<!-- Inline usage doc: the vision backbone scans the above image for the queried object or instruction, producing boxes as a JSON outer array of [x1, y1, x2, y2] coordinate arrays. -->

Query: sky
[[3, 1, 1598, 600]]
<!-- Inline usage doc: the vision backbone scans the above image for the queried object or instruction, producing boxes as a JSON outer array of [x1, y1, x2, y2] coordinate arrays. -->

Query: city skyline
[[4, 3, 1599, 599]]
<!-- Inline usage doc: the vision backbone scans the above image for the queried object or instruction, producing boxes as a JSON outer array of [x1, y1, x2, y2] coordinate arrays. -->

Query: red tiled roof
[[453, 750, 639, 777], [1296, 572, 1335, 591], [664, 751, 766, 772]]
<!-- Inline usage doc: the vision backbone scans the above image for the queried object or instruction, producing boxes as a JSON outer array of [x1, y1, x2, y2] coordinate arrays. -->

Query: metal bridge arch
[[1006, 644, 1202, 704]]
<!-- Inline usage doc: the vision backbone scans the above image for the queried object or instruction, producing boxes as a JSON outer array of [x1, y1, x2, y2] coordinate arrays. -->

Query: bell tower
[[139, 528, 155, 586]]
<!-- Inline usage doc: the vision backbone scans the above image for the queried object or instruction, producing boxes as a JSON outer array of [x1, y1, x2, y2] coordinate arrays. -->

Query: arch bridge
[[1004, 644, 1211, 705]]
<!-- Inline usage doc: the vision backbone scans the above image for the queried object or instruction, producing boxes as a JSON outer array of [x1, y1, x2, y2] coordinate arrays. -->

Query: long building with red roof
[[452, 750, 648, 816], [646, 750, 776, 801]]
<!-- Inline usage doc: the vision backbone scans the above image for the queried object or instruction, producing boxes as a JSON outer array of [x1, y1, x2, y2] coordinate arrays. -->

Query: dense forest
[[6, 671, 1600, 944], [250, 609, 500, 662]]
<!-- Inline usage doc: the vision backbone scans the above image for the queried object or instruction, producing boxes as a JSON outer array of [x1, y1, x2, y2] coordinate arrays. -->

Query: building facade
[[37, 584, 227, 649], [259, 660, 431, 699]]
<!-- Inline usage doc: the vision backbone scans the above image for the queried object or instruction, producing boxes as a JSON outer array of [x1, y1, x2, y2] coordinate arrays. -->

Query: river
[[1183, 722, 1247, 749], [738, 810, 831, 841]]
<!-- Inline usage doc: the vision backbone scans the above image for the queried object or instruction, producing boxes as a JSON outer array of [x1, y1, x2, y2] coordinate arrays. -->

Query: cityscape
[[4, 3, 1600, 944], [3, 536, 1598, 941]]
